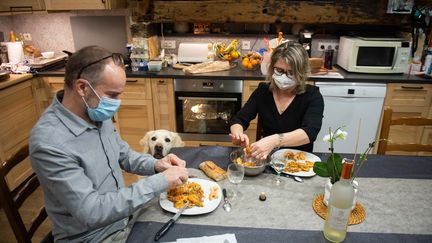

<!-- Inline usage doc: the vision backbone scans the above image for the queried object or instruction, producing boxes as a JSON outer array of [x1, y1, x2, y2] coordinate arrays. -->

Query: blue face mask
[[82, 82, 121, 122]]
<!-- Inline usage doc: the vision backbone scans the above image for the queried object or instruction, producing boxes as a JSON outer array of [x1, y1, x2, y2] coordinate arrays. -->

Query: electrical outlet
[[317, 42, 339, 51], [242, 41, 251, 50], [23, 33, 32, 41], [161, 40, 176, 49]]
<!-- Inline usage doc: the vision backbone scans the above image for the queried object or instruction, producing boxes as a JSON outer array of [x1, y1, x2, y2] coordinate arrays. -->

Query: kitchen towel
[[6, 42, 24, 64]]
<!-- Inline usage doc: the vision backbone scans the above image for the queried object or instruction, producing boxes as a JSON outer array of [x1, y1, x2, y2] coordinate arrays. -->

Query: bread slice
[[199, 160, 227, 181]]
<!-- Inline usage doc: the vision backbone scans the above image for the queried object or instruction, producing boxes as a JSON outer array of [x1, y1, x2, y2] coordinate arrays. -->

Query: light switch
[[242, 41, 251, 50]]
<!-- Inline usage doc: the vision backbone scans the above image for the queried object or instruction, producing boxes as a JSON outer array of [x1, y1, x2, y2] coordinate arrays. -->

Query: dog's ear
[[171, 132, 185, 147], [139, 131, 152, 153]]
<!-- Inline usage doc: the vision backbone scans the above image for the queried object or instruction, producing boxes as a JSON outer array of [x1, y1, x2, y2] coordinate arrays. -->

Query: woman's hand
[[230, 132, 250, 147], [250, 134, 279, 160], [229, 124, 250, 147]]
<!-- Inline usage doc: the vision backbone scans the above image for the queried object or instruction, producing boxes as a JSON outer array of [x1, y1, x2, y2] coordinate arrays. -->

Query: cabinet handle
[[101, 0, 106, 4], [158, 80, 165, 84], [401, 86, 424, 90], [126, 79, 138, 83]]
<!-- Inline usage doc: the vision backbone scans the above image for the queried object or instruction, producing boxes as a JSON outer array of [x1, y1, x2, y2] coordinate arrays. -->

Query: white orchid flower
[[323, 134, 331, 142], [335, 130, 348, 140]]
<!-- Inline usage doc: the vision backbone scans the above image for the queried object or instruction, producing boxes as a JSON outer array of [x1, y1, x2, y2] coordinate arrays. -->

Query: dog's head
[[139, 129, 185, 159]]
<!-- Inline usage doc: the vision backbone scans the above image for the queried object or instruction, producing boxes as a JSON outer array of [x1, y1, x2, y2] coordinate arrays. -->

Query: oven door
[[175, 91, 241, 135]]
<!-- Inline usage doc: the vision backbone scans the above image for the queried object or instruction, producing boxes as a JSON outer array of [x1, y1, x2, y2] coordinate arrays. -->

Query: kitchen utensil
[[154, 201, 189, 241], [222, 188, 231, 212]]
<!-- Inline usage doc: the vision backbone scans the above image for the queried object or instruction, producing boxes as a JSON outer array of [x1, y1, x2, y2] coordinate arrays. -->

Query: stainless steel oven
[[174, 79, 243, 141]]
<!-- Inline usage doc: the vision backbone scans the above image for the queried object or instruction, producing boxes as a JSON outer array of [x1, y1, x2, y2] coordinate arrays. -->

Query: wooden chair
[[0, 144, 52, 243], [377, 108, 432, 154]]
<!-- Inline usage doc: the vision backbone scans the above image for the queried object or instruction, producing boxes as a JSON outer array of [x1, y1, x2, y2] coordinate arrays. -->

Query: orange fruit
[[251, 59, 258, 66], [247, 63, 253, 69]]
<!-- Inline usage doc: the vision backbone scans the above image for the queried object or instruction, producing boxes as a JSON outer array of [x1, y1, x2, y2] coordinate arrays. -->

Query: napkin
[[173, 233, 237, 243]]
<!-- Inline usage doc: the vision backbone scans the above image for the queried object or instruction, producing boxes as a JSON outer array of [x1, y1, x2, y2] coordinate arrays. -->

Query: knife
[[154, 201, 189, 241]]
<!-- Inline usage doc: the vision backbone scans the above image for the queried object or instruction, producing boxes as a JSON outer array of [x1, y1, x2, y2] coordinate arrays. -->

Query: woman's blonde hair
[[266, 42, 310, 94]]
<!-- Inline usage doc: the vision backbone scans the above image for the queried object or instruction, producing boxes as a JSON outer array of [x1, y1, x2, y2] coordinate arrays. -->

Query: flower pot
[[323, 178, 358, 210]]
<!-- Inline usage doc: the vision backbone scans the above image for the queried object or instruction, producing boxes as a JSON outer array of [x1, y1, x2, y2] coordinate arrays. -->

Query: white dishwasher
[[313, 82, 386, 154]]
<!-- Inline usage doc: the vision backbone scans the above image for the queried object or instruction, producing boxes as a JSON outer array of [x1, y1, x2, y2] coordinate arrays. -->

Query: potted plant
[[313, 127, 376, 207]]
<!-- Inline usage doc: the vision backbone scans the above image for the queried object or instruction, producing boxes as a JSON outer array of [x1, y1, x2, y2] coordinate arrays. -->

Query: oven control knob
[[219, 83, 224, 89], [192, 83, 197, 88]]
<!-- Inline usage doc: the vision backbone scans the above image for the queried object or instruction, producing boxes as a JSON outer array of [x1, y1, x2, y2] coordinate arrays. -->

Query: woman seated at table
[[230, 42, 324, 160]]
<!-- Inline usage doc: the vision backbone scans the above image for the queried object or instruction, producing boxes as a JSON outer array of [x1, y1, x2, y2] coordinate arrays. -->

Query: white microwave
[[337, 36, 411, 74]]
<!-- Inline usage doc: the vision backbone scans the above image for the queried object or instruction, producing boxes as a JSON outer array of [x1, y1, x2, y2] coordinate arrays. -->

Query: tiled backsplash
[[0, 9, 131, 53]]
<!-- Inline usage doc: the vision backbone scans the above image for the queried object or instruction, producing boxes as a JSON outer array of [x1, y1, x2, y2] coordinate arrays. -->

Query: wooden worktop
[[0, 74, 33, 90]]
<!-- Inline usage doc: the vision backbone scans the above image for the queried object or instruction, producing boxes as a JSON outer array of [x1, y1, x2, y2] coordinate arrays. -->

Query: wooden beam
[[152, 0, 410, 25]]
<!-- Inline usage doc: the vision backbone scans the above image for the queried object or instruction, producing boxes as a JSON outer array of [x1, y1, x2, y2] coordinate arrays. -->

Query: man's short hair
[[64, 46, 124, 89]]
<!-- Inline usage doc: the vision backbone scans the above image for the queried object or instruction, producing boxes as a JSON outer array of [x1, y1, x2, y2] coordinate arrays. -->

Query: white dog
[[139, 129, 185, 159]]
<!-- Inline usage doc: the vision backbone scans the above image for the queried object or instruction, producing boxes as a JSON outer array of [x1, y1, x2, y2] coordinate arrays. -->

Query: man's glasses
[[77, 53, 124, 79], [273, 67, 293, 77]]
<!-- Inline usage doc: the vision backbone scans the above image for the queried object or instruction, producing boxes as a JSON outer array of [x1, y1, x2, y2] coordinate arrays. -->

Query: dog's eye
[[165, 138, 171, 143], [151, 136, 157, 141]]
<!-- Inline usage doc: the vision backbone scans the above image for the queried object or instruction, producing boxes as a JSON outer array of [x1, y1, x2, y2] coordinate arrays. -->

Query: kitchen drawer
[[385, 83, 432, 107], [121, 78, 152, 100]]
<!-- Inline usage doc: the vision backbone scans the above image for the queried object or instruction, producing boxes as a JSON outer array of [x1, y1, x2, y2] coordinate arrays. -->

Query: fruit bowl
[[213, 39, 240, 62], [241, 52, 262, 71]]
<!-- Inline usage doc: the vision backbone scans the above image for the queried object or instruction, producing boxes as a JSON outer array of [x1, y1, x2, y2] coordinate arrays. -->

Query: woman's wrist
[[277, 133, 284, 147]]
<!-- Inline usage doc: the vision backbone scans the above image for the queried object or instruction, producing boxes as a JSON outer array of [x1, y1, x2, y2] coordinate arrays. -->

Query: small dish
[[147, 61, 163, 72], [41, 51, 55, 59], [229, 148, 268, 176]]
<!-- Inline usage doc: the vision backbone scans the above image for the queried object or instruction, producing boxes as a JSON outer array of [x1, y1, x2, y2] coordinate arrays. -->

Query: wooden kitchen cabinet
[[116, 99, 154, 151], [44, 0, 125, 10], [151, 78, 176, 131], [117, 78, 154, 151], [0, 0, 45, 12], [0, 79, 40, 190], [242, 80, 263, 143], [382, 83, 432, 156]]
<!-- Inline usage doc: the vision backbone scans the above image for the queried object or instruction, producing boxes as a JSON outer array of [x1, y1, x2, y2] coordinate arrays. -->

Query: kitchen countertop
[[37, 64, 432, 84], [0, 73, 34, 90]]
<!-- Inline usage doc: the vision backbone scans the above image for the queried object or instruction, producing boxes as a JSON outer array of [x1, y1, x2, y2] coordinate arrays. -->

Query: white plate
[[270, 149, 321, 177], [159, 178, 222, 215]]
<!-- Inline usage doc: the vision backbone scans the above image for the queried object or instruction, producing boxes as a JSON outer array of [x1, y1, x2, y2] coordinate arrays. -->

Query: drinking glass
[[227, 163, 244, 199], [271, 159, 286, 185]]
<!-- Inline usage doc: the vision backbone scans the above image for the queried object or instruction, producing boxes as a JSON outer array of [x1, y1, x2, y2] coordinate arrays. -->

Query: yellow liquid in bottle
[[323, 179, 354, 242]]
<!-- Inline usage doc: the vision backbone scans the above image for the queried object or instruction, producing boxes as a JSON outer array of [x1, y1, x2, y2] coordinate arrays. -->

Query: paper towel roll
[[6, 42, 24, 64]]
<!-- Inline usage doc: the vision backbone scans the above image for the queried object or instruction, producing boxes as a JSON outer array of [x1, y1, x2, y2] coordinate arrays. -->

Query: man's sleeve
[[30, 144, 168, 230]]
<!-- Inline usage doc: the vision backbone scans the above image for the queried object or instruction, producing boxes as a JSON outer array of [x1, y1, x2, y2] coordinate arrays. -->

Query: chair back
[[377, 108, 432, 154], [0, 144, 49, 243]]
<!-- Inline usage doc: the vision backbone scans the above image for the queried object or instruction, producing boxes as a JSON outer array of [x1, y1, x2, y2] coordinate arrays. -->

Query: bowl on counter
[[147, 61, 163, 72], [229, 148, 268, 176], [241, 52, 262, 71], [41, 51, 55, 59]]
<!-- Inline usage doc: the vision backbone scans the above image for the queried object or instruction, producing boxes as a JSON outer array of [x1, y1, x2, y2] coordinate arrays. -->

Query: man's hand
[[162, 166, 189, 188], [154, 153, 186, 172]]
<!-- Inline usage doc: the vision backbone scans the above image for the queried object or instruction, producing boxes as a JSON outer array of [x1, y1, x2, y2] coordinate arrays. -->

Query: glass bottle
[[10, 31, 16, 42], [323, 158, 355, 242]]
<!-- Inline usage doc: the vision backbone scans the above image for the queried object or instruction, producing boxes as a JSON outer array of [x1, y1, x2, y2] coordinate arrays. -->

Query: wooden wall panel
[[152, 0, 410, 25]]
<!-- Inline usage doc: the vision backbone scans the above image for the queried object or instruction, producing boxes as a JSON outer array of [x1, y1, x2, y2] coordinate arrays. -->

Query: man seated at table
[[30, 46, 189, 242]]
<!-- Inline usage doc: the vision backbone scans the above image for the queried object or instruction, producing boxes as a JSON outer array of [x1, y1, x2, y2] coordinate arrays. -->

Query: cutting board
[[28, 53, 68, 68]]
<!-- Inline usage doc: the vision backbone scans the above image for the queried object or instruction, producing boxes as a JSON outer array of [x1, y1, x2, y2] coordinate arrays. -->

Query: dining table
[[126, 146, 432, 243]]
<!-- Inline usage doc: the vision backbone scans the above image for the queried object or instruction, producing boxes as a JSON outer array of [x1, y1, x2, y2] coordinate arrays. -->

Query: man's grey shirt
[[30, 91, 168, 242]]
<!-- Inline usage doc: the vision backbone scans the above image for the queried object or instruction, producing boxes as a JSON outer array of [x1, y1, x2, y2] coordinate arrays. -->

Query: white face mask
[[272, 73, 296, 90]]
